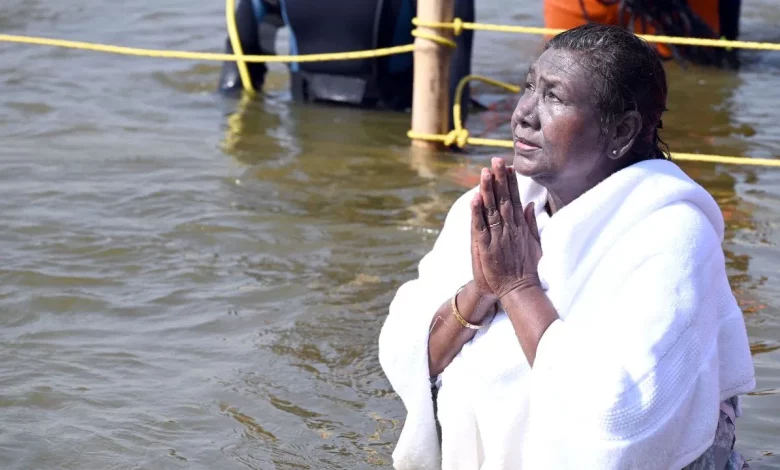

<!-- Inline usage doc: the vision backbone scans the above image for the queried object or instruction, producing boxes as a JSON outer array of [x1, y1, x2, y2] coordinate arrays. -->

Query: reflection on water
[[1, 0, 780, 468]]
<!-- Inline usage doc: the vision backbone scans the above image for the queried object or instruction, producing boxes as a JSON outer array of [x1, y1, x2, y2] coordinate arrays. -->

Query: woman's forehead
[[529, 49, 587, 79]]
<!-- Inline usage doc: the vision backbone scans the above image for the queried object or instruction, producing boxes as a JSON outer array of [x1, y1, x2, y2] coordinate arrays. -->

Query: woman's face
[[511, 48, 609, 191]]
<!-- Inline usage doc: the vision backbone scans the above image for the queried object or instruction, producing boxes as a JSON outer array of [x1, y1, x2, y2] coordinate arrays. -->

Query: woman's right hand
[[471, 200, 499, 303], [427, 198, 501, 377]]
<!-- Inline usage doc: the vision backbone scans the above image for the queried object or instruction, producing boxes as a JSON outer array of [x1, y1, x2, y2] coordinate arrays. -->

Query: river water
[[1, 0, 779, 468]]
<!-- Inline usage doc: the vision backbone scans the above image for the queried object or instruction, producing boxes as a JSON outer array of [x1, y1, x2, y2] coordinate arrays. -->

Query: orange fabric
[[543, 0, 721, 58]]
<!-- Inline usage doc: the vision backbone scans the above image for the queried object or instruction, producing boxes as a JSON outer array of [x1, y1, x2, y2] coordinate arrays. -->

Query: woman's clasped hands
[[470, 157, 543, 302]]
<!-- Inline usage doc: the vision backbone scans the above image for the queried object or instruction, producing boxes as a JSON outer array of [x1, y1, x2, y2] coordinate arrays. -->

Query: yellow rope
[[671, 153, 780, 166], [414, 19, 780, 52], [0, 17, 467, 65], [0, 33, 419, 63], [226, 0, 254, 94], [453, 76, 519, 131], [411, 30, 457, 49], [408, 132, 780, 167], [440, 75, 521, 147], [6, 16, 779, 66]]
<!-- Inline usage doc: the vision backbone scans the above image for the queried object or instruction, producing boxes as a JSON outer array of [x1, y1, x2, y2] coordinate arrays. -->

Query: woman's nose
[[513, 95, 538, 130]]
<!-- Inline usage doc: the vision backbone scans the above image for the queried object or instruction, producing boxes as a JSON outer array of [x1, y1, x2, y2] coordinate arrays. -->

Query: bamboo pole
[[410, 0, 455, 149]]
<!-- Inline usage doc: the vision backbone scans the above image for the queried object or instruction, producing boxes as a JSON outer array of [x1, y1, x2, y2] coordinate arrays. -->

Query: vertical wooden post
[[410, 0, 455, 149]]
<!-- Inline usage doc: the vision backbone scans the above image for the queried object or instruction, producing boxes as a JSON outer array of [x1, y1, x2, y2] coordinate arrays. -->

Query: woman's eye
[[546, 91, 560, 101], [524, 82, 534, 92]]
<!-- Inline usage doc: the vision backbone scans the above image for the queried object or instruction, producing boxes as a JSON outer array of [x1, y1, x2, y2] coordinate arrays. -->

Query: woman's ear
[[608, 110, 642, 160]]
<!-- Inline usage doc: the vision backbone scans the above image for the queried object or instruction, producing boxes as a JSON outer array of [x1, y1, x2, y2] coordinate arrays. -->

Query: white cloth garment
[[378, 159, 755, 470]]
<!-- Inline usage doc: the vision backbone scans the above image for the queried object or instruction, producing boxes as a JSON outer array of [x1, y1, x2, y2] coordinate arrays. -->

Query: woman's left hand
[[471, 158, 543, 299]]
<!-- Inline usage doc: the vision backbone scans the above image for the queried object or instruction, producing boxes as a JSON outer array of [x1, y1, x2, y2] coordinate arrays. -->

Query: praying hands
[[470, 158, 543, 301]]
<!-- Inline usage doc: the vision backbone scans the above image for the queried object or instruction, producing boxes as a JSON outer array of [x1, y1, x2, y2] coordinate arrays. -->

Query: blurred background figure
[[217, 0, 475, 119], [544, 0, 743, 67]]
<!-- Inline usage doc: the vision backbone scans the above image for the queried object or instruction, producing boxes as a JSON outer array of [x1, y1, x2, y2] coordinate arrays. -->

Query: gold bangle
[[451, 284, 485, 330]]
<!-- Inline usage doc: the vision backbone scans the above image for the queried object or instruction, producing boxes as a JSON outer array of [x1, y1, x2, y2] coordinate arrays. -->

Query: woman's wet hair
[[546, 23, 670, 161]]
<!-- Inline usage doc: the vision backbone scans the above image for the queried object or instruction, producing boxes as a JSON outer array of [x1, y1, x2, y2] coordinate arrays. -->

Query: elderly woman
[[379, 24, 755, 469]]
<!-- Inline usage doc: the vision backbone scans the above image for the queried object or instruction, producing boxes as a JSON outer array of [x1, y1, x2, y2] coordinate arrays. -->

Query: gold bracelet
[[451, 284, 486, 330]]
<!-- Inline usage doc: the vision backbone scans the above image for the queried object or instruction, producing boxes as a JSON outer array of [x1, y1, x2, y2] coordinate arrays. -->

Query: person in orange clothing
[[544, 0, 742, 67]]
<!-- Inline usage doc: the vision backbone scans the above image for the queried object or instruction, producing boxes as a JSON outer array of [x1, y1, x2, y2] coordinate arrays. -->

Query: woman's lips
[[514, 139, 540, 151]]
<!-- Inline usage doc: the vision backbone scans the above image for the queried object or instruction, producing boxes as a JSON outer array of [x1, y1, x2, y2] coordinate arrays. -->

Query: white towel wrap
[[379, 159, 755, 469]]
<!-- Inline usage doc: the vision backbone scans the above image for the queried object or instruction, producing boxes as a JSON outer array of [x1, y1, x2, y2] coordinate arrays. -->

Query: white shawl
[[378, 159, 755, 469]]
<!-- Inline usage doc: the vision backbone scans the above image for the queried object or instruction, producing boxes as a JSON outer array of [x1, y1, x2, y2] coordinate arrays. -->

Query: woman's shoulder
[[629, 199, 723, 263], [617, 159, 726, 254]]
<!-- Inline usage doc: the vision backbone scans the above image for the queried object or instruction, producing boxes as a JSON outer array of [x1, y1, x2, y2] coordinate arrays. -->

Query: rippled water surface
[[2, 0, 780, 468]]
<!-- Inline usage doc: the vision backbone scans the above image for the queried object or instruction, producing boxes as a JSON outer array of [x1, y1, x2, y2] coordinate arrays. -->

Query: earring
[[612, 150, 617, 155]]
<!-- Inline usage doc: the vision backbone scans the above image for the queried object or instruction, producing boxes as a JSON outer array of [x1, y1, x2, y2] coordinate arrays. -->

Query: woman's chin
[[513, 157, 555, 187], [512, 154, 541, 178]]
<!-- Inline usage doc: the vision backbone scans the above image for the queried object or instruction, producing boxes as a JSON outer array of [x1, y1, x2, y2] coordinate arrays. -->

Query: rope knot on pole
[[452, 18, 464, 36], [411, 29, 458, 48], [444, 129, 470, 148]]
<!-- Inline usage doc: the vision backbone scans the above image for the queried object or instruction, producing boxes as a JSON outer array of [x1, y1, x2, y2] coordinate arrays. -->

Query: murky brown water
[[1, 0, 780, 468]]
